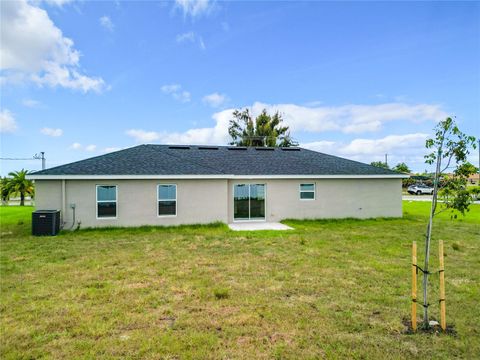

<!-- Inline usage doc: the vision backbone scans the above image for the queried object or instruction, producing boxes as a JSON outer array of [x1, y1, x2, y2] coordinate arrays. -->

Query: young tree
[[393, 162, 411, 173], [370, 161, 389, 169], [228, 109, 297, 147], [7, 169, 34, 206], [421, 117, 476, 328]]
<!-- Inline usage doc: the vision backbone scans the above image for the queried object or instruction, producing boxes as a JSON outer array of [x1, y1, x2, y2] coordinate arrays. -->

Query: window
[[300, 183, 315, 200], [96, 185, 117, 218], [158, 184, 176, 216]]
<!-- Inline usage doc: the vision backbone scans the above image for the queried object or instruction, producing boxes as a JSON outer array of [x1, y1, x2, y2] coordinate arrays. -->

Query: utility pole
[[33, 152, 46, 170], [385, 153, 388, 167]]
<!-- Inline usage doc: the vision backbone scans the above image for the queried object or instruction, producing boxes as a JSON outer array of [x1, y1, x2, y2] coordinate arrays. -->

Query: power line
[[0, 157, 37, 160], [0, 152, 46, 169]]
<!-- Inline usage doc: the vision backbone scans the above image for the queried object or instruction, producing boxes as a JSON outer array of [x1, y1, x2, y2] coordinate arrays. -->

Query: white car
[[408, 184, 434, 195]]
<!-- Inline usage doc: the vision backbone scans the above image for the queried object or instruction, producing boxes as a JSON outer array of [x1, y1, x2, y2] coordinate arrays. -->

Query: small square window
[[300, 183, 315, 200]]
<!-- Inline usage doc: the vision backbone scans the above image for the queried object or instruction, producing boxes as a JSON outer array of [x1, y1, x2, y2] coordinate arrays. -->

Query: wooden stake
[[411, 241, 417, 332], [439, 240, 446, 331]]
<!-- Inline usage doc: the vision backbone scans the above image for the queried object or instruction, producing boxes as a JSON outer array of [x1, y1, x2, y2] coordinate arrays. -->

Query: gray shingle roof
[[31, 144, 401, 176]]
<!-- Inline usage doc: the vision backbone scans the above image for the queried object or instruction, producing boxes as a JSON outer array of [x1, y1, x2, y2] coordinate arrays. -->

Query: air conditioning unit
[[32, 210, 61, 236]]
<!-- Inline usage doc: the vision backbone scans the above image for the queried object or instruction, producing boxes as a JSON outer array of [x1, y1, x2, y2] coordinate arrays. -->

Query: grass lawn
[[1, 202, 479, 359]]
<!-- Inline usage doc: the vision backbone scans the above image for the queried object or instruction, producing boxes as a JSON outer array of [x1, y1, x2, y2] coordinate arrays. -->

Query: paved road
[[403, 195, 480, 204]]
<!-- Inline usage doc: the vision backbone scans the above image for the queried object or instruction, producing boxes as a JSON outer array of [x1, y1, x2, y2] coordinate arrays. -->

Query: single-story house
[[28, 145, 407, 229]]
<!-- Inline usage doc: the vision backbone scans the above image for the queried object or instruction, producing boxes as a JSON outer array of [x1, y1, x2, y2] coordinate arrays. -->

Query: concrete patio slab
[[228, 222, 293, 231]]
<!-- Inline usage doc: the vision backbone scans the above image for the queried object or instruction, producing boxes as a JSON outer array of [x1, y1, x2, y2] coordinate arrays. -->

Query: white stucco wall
[[34, 177, 402, 229], [227, 178, 402, 222], [34, 179, 229, 229]]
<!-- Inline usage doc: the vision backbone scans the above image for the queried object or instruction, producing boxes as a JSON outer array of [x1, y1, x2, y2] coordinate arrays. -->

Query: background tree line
[[369, 142, 479, 201]]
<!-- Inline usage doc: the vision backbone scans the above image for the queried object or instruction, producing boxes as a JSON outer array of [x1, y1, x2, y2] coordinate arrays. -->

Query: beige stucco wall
[[34, 177, 402, 229], [34, 180, 63, 211], [34, 179, 229, 229], [227, 178, 402, 222]]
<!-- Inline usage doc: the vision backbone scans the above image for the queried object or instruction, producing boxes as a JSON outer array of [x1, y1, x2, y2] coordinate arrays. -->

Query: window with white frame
[[300, 183, 315, 200], [96, 185, 117, 218], [158, 184, 177, 216]]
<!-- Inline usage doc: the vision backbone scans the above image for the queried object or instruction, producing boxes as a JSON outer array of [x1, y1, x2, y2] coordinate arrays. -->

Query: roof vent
[[168, 146, 190, 150], [281, 147, 301, 151], [198, 146, 219, 150], [227, 146, 247, 151], [255, 147, 275, 151]]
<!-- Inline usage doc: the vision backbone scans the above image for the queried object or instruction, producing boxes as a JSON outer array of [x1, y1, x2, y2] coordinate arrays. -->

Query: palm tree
[[7, 169, 34, 206], [0, 177, 12, 205]]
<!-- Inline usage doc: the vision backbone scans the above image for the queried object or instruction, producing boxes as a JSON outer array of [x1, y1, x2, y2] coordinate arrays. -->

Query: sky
[[1, 0, 479, 175]]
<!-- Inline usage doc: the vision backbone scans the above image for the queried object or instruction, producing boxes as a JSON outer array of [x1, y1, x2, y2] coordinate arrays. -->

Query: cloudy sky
[[1, 0, 479, 175]]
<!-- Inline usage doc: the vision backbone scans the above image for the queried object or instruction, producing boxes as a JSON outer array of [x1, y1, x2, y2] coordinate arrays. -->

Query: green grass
[[1, 202, 479, 359]]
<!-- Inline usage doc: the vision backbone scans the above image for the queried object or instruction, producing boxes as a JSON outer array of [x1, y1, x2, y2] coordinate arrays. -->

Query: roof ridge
[[154, 146, 228, 175]]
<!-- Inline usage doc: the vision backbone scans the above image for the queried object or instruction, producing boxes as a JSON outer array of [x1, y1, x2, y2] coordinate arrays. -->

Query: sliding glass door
[[234, 184, 265, 220]]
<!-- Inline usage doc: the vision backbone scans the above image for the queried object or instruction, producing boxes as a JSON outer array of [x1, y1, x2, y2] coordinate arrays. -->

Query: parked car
[[408, 184, 434, 195]]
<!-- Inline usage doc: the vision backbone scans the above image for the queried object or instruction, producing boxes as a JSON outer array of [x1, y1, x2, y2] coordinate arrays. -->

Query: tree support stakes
[[439, 240, 446, 331], [411, 241, 417, 331]]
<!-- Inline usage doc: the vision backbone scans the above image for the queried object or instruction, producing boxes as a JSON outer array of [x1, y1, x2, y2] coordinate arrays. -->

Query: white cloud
[[303, 133, 429, 157], [174, 0, 214, 18], [202, 92, 228, 108], [22, 99, 42, 108], [99, 16, 114, 32], [159, 109, 229, 144], [124, 101, 446, 146], [175, 31, 206, 50], [125, 110, 231, 145], [176, 32, 195, 43], [126, 129, 160, 142], [30, 62, 106, 93], [122, 101, 446, 170], [245, 102, 447, 134], [302, 133, 430, 169], [173, 91, 191, 103], [0, 0, 106, 92], [0, 109, 17, 133], [300, 140, 338, 154], [161, 84, 191, 103], [198, 36, 206, 50], [42, 0, 74, 7], [103, 147, 122, 153], [69, 142, 96, 151], [40, 127, 63, 137], [340, 133, 429, 156], [161, 84, 181, 94]]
